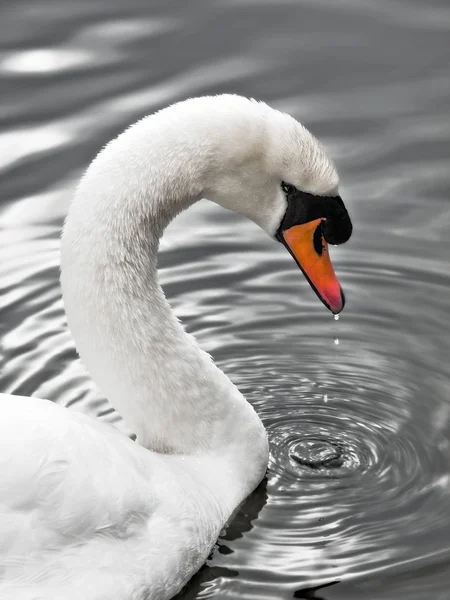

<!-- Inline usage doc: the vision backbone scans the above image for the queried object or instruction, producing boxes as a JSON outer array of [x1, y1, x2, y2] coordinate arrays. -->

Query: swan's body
[[0, 95, 350, 599], [0, 394, 236, 599]]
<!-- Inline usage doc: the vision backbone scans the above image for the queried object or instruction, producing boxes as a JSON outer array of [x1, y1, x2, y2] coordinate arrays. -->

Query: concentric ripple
[[204, 328, 450, 596]]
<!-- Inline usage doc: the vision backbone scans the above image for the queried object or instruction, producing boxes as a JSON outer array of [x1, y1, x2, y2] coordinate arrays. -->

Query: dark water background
[[1, 0, 450, 598]]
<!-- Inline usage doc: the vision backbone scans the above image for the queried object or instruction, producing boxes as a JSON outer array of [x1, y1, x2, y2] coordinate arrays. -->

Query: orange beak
[[281, 218, 345, 314]]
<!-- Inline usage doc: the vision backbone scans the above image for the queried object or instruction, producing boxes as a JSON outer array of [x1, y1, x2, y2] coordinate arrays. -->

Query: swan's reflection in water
[[294, 581, 339, 599]]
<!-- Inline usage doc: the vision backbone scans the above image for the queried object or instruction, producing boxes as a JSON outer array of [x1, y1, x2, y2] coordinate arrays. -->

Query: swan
[[0, 95, 352, 600]]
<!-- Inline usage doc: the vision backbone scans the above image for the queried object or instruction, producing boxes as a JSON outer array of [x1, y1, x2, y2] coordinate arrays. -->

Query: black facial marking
[[277, 187, 352, 246]]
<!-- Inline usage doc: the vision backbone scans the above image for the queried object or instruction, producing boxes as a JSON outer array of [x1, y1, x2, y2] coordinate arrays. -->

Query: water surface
[[1, 0, 450, 598]]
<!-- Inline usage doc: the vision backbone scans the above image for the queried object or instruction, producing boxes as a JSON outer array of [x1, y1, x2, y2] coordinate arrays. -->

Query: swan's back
[[0, 394, 225, 599]]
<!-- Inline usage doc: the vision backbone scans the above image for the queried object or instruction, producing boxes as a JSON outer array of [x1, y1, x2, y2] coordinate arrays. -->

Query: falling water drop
[[334, 314, 340, 321], [334, 338, 340, 345], [324, 393, 328, 403]]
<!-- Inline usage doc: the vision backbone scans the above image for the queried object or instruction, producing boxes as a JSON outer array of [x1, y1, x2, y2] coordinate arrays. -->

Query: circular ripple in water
[[203, 323, 450, 595]]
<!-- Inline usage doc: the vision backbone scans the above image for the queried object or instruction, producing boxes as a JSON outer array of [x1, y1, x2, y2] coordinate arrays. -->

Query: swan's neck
[[60, 112, 268, 490]]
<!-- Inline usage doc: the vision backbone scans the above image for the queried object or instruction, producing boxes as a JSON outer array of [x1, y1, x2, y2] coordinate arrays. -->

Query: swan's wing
[[0, 395, 154, 552], [0, 394, 222, 599]]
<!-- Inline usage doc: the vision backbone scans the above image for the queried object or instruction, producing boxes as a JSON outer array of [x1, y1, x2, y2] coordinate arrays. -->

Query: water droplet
[[334, 338, 340, 345], [334, 314, 340, 321], [324, 394, 328, 403]]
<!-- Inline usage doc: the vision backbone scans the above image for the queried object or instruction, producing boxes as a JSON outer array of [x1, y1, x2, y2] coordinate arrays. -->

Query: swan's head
[[199, 95, 353, 314]]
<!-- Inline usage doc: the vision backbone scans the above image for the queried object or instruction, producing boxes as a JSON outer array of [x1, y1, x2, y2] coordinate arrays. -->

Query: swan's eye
[[281, 182, 296, 195]]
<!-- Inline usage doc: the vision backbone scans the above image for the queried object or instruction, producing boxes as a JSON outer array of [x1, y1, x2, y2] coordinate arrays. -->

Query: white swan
[[0, 95, 352, 600]]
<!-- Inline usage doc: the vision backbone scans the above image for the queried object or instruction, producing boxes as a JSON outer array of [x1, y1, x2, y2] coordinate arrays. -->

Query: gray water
[[1, 0, 450, 598]]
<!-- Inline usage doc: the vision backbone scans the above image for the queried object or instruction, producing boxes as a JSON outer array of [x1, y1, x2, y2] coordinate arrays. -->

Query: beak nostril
[[313, 223, 324, 256]]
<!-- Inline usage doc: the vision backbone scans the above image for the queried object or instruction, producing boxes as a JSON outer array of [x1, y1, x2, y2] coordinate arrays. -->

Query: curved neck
[[60, 112, 268, 488]]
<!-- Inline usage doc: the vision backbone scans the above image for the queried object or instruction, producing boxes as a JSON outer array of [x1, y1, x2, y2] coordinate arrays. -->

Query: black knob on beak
[[322, 196, 353, 246]]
